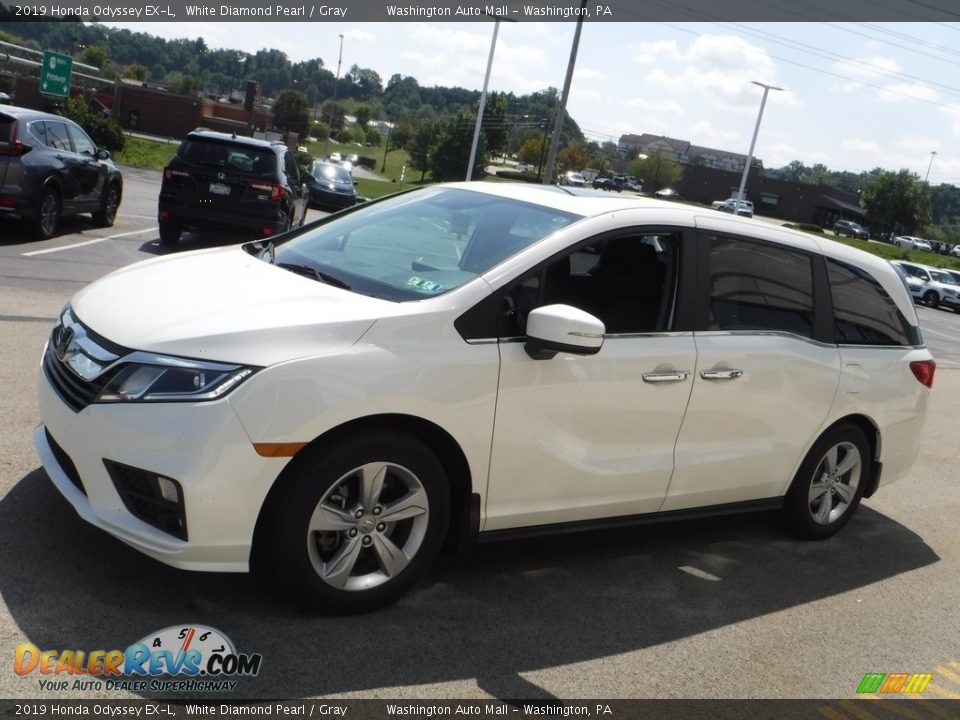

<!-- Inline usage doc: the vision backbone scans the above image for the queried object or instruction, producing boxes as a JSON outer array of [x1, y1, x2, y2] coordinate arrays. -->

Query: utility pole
[[541, 0, 587, 185], [735, 81, 783, 204], [925, 151, 938, 183], [467, 19, 501, 182], [323, 34, 344, 161]]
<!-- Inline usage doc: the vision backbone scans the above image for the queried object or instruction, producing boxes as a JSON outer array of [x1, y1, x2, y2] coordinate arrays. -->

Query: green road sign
[[40, 51, 73, 98]]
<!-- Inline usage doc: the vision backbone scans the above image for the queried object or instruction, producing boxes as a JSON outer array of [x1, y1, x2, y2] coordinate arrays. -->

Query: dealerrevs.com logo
[[14, 625, 262, 693]]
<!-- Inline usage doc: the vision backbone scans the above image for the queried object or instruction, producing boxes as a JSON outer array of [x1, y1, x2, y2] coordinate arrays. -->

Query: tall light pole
[[323, 33, 344, 161], [466, 19, 502, 182], [735, 80, 783, 203], [925, 150, 938, 182], [542, 0, 588, 185]]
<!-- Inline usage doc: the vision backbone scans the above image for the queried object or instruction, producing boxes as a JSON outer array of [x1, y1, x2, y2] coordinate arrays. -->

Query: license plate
[[208, 182, 231, 196]]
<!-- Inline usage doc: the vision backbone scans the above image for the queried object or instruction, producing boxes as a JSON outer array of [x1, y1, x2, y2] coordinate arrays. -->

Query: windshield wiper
[[277, 262, 351, 290]]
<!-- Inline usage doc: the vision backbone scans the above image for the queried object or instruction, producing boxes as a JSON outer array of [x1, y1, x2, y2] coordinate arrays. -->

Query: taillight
[[261, 227, 275, 237], [0, 140, 31, 156], [910, 359, 936, 388], [249, 181, 284, 201], [163, 167, 190, 180]]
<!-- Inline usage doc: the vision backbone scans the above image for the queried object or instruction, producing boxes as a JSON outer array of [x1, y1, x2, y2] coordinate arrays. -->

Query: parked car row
[[713, 198, 754, 218], [894, 236, 933, 252], [891, 259, 960, 311]]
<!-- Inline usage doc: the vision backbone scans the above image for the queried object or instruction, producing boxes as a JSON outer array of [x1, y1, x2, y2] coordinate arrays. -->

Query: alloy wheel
[[808, 441, 862, 525]]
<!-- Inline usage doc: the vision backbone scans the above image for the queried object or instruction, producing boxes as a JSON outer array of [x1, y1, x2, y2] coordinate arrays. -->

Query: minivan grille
[[42, 343, 107, 412], [42, 310, 128, 412]]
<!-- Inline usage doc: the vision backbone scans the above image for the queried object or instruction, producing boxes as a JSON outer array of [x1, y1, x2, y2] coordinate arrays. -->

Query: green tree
[[557, 144, 589, 172], [430, 112, 486, 181], [517, 136, 546, 169], [863, 169, 932, 236], [354, 104, 372, 130], [63, 97, 124, 152], [628, 151, 683, 190], [407, 121, 436, 181], [122, 64, 148, 81], [79, 45, 108, 70], [273, 89, 310, 138]]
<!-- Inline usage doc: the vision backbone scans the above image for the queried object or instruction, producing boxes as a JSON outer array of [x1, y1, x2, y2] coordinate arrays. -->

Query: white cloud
[[878, 82, 938, 104], [690, 121, 738, 144], [344, 29, 375, 42], [841, 139, 882, 154]]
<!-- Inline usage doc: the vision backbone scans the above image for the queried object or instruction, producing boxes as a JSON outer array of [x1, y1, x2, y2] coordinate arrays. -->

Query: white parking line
[[922, 327, 960, 342], [21, 227, 157, 256]]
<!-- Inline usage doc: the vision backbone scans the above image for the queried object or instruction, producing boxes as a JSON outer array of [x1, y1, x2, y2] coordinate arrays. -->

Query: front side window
[[66, 123, 96, 156], [267, 187, 579, 301], [827, 259, 919, 346], [706, 236, 814, 338], [500, 233, 679, 337]]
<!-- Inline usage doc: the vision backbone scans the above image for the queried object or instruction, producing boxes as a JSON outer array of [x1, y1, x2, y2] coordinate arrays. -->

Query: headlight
[[98, 352, 256, 403]]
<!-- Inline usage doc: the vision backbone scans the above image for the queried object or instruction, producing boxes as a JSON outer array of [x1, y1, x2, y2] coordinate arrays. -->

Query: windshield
[[312, 162, 352, 183], [266, 187, 579, 301]]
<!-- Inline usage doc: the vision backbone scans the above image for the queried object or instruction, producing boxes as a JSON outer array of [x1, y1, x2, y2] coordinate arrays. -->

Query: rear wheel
[[159, 221, 181, 247], [782, 424, 870, 540], [31, 187, 60, 239], [92, 182, 121, 227], [256, 432, 451, 613]]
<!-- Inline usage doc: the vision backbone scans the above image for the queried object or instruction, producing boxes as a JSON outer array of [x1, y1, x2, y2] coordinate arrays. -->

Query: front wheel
[[256, 432, 451, 613], [782, 424, 870, 540], [93, 182, 121, 227], [923, 290, 939, 308]]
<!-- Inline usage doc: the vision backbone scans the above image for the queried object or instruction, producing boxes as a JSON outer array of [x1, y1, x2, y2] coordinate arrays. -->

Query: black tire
[[31, 187, 60, 239], [92, 182, 121, 227], [159, 221, 181, 247], [923, 290, 939, 308], [782, 424, 870, 540], [256, 432, 451, 613]]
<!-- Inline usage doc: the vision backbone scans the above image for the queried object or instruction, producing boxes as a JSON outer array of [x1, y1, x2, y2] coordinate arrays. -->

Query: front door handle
[[642, 371, 690, 383], [700, 368, 744, 380]]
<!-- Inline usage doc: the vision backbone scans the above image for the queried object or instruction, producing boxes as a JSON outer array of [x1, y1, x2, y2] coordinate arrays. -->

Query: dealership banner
[[1, 0, 959, 22]]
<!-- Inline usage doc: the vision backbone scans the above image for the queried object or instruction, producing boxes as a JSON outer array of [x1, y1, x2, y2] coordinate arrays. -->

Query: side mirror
[[524, 304, 605, 360], [96, 148, 111, 160]]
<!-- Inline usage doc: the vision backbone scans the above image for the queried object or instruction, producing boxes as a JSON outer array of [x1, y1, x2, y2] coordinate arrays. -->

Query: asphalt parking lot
[[1, 173, 959, 703]]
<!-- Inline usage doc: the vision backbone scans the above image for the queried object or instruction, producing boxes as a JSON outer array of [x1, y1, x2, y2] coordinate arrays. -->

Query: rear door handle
[[700, 368, 743, 380], [642, 371, 690, 383]]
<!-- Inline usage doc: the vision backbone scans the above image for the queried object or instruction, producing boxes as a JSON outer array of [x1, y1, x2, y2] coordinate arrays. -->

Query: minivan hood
[[70, 245, 398, 366]]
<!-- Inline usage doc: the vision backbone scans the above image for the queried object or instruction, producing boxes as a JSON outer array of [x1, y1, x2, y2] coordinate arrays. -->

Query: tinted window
[[828, 260, 918, 346], [312, 162, 352, 184], [66, 123, 95, 156], [178, 138, 276, 175], [500, 233, 678, 337], [43, 121, 72, 151], [707, 236, 814, 337]]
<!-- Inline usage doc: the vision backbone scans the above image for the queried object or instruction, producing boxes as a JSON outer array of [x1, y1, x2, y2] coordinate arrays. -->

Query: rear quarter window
[[827, 259, 920, 346]]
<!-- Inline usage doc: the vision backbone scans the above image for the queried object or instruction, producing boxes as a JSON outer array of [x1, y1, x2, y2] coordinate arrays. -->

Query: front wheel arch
[[251, 414, 475, 571]]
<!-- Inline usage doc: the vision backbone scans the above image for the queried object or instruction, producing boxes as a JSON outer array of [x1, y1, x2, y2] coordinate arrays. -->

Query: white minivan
[[35, 183, 934, 612]]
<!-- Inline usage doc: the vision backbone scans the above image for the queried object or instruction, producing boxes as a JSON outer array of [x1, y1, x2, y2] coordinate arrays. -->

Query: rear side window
[[706, 236, 814, 338], [178, 139, 276, 176], [827, 259, 920, 346], [43, 121, 72, 151]]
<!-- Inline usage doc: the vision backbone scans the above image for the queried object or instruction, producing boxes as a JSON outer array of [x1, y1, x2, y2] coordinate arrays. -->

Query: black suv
[[1, 105, 123, 238], [158, 129, 308, 246]]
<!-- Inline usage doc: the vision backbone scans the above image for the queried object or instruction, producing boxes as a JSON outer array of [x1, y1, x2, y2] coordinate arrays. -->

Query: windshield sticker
[[406, 276, 444, 293]]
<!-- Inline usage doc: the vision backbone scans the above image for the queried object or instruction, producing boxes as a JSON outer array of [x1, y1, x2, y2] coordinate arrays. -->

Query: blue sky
[[103, 21, 960, 184]]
